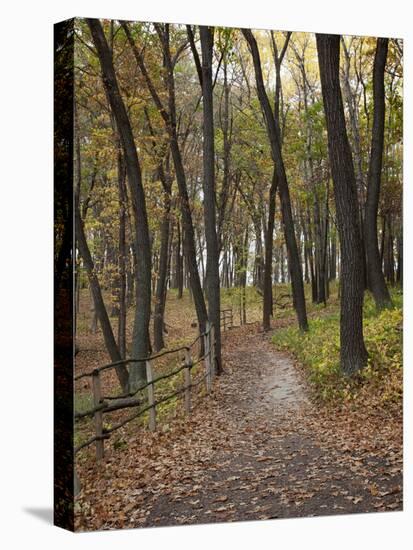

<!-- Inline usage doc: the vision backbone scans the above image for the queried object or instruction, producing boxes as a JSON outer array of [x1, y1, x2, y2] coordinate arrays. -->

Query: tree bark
[[365, 38, 393, 309], [217, 57, 232, 253], [153, 161, 172, 352], [117, 149, 127, 359], [396, 232, 403, 286], [200, 26, 222, 373], [242, 29, 308, 331], [263, 169, 278, 331], [175, 219, 184, 298], [87, 19, 152, 390], [316, 33, 368, 375], [122, 22, 208, 338]]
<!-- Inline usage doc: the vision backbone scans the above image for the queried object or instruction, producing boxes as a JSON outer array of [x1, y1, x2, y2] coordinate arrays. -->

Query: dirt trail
[[252, 349, 308, 409], [141, 329, 402, 527], [76, 325, 402, 530]]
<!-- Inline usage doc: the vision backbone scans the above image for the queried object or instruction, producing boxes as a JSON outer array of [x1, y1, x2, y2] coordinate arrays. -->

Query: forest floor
[[75, 318, 402, 531]]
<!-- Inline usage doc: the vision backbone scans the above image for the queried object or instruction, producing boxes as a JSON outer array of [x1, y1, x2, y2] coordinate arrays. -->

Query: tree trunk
[[122, 22, 208, 337], [252, 216, 264, 291], [263, 169, 278, 330], [90, 287, 98, 334], [169, 141, 208, 334], [329, 232, 337, 281], [198, 26, 222, 373], [316, 33, 368, 375], [88, 19, 152, 390], [242, 29, 308, 331], [217, 58, 232, 252], [176, 220, 184, 298], [117, 149, 127, 359], [384, 216, 395, 285], [396, 232, 403, 286], [153, 182, 171, 351], [238, 226, 249, 325], [364, 38, 393, 309], [341, 39, 367, 289]]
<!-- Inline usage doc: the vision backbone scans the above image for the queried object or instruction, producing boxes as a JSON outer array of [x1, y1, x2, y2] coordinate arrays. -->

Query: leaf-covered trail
[[75, 324, 402, 530]]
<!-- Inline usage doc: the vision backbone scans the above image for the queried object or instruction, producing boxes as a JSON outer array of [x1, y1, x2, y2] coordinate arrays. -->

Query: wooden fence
[[74, 321, 217, 461]]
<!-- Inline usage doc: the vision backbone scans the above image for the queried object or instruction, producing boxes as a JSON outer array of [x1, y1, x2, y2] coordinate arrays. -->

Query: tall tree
[[74, 100, 129, 391], [263, 169, 278, 330], [141, 107, 173, 352], [262, 31, 290, 331], [341, 38, 367, 289], [121, 22, 209, 341], [87, 19, 152, 389], [116, 148, 127, 359], [199, 26, 223, 372], [153, 156, 173, 351], [365, 38, 393, 310], [242, 29, 308, 331], [316, 33, 368, 375]]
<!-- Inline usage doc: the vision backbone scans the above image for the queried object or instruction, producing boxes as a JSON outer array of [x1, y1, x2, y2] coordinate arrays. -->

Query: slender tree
[[199, 25, 222, 372], [365, 38, 393, 310], [316, 33, 368, 375], [117, 148, 127, 359], [153, 157, 173, 351], [74, 100, 129, 391], [263, 169, 278, 330], [341, 38, 367, 289], [121, 22, 209, 341], [242, 29, 308, 331], [87, 19, 152, 389], [262, 31, 291, 331]]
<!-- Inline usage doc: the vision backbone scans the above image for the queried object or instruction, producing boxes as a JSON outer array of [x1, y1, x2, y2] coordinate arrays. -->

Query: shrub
[[272, 291, 402, 404]]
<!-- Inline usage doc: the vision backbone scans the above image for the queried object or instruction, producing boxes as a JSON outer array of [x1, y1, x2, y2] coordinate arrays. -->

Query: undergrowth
[[272, 289, 402, 405]]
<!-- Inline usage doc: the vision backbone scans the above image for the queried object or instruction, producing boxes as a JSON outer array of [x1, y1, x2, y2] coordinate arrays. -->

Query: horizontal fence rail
[[75, 321, 219, 460]]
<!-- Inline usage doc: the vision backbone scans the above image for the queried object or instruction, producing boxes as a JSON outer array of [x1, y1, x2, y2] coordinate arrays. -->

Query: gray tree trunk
[[88, 19, 152, 390], [242, 29, 308, 331], [316, 33, 368, 375], [364, 38, 393, 309]]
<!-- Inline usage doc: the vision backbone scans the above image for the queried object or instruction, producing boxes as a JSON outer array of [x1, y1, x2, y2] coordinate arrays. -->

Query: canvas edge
[[53, 17, 75, 533]]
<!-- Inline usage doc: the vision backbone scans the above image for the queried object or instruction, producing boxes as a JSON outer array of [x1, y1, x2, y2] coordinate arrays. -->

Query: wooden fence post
[[92, 370, 104, 460], [204, 322, 212, 393], [184, 348, 192, 413], [146, 360, 156, 431], [210, 323, 215, 383]]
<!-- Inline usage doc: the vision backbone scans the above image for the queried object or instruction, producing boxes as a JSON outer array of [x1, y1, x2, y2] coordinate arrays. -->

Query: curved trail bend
[[142, 328, 402, 527], [76, 324, 402, 530]]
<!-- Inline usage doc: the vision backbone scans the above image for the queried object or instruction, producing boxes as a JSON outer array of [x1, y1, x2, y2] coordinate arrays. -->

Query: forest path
[[76, 323, 402, 530], [139, 326, 402, 527]]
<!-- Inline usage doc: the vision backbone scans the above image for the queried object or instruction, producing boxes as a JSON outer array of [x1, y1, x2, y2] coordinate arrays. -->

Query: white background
[[0, 0, 411, 548]]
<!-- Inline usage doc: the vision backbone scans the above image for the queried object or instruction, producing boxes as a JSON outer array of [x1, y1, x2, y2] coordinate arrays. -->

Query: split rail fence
[[75, 320, 220, 461]]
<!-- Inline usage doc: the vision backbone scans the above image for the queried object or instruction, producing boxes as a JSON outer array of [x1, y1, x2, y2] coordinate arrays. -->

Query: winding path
[[142, 328, 402, 527], [75, 324, 402, 530]]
